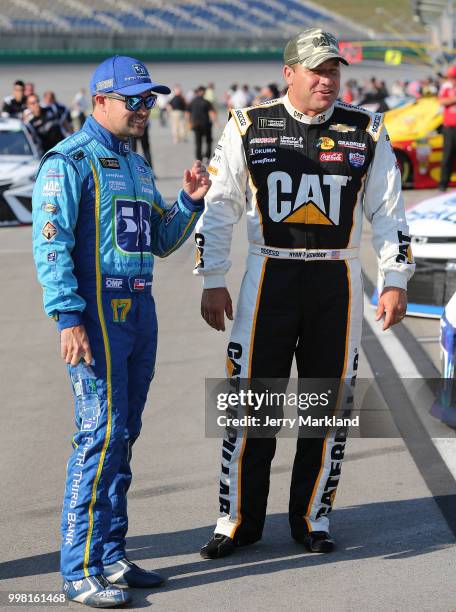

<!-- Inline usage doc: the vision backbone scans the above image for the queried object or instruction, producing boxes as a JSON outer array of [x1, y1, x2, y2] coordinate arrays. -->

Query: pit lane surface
[[1, 63, 455, 611]]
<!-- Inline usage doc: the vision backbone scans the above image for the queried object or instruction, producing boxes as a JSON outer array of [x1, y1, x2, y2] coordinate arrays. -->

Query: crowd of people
[[0, 72, 451, 166], [1, 79, 89, 155]]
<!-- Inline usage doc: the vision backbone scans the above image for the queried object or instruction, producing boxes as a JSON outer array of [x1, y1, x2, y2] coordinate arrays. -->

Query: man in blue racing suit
[[32, 55, 209, 608]]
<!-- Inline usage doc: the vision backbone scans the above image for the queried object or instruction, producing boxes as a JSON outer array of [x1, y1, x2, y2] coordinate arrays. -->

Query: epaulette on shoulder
[[335, 100, 370, 115], [230, 107, 252, 136], [38, 131, 93, 175], [53, 130, 93, 159], [231, 97, 283, 135], [335, 100, 384, 142]]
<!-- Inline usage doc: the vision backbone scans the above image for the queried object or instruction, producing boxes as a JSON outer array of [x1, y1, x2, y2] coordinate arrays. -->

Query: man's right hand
[[60, 325, 93, 366], [201, 288, 233, 331]]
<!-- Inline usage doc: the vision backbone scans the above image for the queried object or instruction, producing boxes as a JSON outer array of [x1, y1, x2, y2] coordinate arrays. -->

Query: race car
[[372, 191, 456, 318], [384, 96, 456, 189], [0, 117, 38, 226]]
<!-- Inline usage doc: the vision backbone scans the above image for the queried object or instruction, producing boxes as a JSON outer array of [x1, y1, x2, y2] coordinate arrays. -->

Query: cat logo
[[267, 171, 349, 225], [226, 342, 242, 377], [315, 137, 335, 150]]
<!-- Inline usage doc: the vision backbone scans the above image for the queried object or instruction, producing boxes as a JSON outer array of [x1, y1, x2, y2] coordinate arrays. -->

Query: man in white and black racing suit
[[194, 28, 415, 559]]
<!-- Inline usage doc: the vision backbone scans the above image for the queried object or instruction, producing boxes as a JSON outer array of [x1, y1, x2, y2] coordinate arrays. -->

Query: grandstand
[[0, 0, 367, 51]]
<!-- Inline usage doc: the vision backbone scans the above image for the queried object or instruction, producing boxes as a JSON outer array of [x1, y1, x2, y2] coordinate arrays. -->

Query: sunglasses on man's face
[[103, 93, 158, 111]]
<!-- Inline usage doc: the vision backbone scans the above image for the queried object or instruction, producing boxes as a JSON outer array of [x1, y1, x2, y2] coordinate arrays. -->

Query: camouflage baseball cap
[[284, 28, 348, 69]]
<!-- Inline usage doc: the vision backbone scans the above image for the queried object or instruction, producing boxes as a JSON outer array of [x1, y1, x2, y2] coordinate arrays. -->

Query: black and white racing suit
[[194, 94, 415, 543]]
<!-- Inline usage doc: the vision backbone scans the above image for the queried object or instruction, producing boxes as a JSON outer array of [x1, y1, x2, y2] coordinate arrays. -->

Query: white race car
[[431, 292, 456, 427], [373, 191, 456, 318], [441, 292, 456, 379], [0, 117, 39, 226]]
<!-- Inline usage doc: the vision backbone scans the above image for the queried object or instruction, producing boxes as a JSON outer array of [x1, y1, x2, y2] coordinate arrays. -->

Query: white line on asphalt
[[363, 294, 456, 482], [363, 294, 421, 378], [432, 439, 456, 481]]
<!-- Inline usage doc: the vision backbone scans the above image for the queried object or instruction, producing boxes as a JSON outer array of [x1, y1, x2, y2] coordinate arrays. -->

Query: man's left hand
[[375, 287, 407, 330], [183, 160, 211, 201]]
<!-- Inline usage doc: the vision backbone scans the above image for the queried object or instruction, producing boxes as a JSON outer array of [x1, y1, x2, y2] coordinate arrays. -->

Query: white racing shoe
[[63, 574, 131, 608]]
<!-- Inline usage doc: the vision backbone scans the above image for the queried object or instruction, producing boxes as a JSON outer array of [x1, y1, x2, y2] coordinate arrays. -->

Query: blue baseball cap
[[90, 55, 171, 96]]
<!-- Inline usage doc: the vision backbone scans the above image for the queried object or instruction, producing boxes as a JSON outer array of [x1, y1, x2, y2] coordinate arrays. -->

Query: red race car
[[384, 96, 456, 189]]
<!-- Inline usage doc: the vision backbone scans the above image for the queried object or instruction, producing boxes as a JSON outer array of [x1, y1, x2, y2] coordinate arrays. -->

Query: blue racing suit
[[32, 115, 203, 580]]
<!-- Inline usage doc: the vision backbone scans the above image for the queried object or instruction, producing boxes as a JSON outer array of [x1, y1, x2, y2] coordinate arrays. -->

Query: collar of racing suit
[[282, 92, 334, 125], [82, 114, 131, 155]]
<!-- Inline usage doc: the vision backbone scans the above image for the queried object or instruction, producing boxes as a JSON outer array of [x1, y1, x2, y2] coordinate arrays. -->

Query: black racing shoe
[[62, 574, 130, 608], [293, 531, 335, 553], [104, 558, 165, 588], [200, 533, 236, 559]]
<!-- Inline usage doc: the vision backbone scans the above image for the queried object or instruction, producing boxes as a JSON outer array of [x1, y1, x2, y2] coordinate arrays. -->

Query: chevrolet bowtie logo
[[329, 123, 357, 132]]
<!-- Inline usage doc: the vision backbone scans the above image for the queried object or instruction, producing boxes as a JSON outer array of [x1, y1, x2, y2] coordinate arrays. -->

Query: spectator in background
[[187, 86, 217, 162], [421, 77, 438, 96], [43, 91, 73, 136], [225, 83, 237, 108], [131, 121, 153, 167], [24, 82, 35, 98], [230, 84, 251, 109], [391, 80, 406, 97], [438, 65, 456, 191], [168, 84, 187, 144], [253, 83, 280, 104], [24, 94, 65, 154], [156, 93, 169, 127], [185, 87, 195, 105], [406, 79, 422, 98], [2, 80, 26, 118], [71, 87, 89, 128], [205, 82, 216, 108], [341, 80, 354, 103]]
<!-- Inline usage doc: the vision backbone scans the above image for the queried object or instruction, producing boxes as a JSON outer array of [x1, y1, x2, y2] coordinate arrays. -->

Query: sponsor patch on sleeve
[[367, 113, 384, 141], [41, 202, 59, 214], [47, 250, 57, 262], [164, 202, 179, 226], [42, 221, 58, 241]]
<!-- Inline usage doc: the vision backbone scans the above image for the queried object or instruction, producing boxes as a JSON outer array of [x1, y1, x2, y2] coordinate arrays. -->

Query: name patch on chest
[[99, 157, 121, 169]]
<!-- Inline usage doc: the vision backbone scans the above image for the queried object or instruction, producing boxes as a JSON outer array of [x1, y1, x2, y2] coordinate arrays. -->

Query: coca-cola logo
[[319, 152, 343, 162]]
